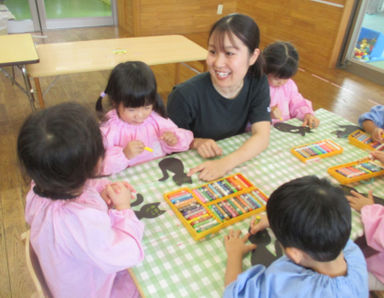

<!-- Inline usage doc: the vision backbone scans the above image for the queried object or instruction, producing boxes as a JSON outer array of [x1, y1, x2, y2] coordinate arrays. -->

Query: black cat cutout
[[340, 185, 384, 206], [249, 229, 283, 266], [158, 157, 192, 185], [273, 122, 312, 136], [131, 193, 166, 219], [332, 125, 360, 138]]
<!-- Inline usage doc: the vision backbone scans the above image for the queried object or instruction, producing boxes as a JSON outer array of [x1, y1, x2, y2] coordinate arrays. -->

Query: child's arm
[[224, 230, 257, 286], [361, 204, 384, 252], [359, 106, 384, 143], [287, 80, 319, 128], [346, 190, 374, 212]]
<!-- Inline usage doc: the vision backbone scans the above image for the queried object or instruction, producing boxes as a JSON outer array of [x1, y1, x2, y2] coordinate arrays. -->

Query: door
[[340, 0, 384, 85], [6, 0, 117, 34]]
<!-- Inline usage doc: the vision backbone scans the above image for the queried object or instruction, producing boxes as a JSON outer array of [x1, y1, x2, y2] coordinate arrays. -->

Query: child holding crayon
[[96, 61, 193, 175], [223, 176, 368, 297], [263, 41, 320, 128], [359, 105, 384, 143]]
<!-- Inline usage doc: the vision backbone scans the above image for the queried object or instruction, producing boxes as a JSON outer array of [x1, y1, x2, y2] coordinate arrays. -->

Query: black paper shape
[[158, 157, 192, 185], [332, 125, 360, 138], [274, 122, 312, 136], [134, 202, 166, 219], [249, 229, 283, 267]]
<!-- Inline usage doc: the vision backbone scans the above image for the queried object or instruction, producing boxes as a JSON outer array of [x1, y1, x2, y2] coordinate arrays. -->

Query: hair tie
[[100, 91, 106, 98]]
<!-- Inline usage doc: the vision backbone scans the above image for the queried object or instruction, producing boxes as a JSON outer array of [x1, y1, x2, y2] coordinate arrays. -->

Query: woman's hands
[[188, 158, 231, 181], [192, 138, 223, 158]]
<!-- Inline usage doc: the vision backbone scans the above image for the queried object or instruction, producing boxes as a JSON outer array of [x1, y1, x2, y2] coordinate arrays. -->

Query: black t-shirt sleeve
[[248, 75, 271, 124], [167, 87, 194, 130]]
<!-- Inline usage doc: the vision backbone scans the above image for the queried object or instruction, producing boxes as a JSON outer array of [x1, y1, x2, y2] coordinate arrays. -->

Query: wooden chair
[[21, 231, 52, 298]]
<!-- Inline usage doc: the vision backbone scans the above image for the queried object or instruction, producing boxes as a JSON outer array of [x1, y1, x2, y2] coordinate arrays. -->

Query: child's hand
[[371, 150, 384, 164], [224, 230, 257, 258], [123, 140, 145, 159], [372, 127, 384, 143], [249, 214, 269, 235], [346, 190, 374, 212], [192, 138, 222, 158], [161, 131, 178, 146], [104, 181, 133, 210], [100, 181, 135, 208], [303, 114, 320, 129], [271, 105, 283, 120]]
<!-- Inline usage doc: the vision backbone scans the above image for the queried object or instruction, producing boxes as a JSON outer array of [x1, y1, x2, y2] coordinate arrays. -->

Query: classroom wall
[[116, 0, 354, 68], [116, 0, 237, 36], [238, 0, 355, 68]]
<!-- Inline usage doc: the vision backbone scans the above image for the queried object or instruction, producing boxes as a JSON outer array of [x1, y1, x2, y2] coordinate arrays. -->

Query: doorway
[[340, 0, 384, 85], [5, 0, 116, 33]]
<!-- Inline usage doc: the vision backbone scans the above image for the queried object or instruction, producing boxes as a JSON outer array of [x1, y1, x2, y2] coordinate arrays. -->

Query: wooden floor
[[1, 26, 384, 297]]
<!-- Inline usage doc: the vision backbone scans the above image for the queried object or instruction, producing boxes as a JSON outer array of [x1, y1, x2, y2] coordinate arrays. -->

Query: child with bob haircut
[[263, 41, 320, 128], [18, 102, 144, 298], [359, 105, 384, 143], [96, 61, 193, 175], [223, 176, 368, 298]]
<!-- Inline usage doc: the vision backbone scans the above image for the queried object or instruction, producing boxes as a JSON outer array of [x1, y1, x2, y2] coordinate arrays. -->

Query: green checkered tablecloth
[[111, 108, 382, 298]]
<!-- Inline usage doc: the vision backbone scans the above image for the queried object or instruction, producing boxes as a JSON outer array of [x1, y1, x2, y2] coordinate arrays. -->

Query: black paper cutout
[[131, 193, 166, 219], [273, 122, 312, 136], [332, 125, 360, 138], [158, 157, 192, 185], [249, 229, 283, 267], [340, 185, 384, 206]]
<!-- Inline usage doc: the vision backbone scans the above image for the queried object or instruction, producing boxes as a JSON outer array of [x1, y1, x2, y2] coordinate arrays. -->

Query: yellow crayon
[[144, 146, 153, 152]]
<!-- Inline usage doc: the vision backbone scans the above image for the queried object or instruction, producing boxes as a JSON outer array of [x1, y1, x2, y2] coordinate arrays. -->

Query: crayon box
[[327, 157, 384, 184], [291, 139, 343, 163], [163, 173, 268, 241], [348, 129, 384, 151]]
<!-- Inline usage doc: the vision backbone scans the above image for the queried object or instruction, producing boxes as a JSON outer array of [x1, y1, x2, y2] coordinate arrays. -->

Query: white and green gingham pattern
[[111, 109, 382, 298]]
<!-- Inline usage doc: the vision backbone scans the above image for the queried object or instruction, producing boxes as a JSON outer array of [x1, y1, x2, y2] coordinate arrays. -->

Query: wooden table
[[111, 109, 376, 297], [26, 35, 208, 108], [0, 34, 39, 110]]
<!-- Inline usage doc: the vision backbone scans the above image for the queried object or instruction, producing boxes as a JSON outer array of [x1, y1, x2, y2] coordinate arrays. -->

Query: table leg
[[33, 77, 45, 109], [175, 63, 180, 85], [21, 65, 37, 111]]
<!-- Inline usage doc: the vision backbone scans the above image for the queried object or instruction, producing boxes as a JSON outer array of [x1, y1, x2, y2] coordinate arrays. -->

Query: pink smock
[[361, 204, 384, 284], [100, 110, 193, 175], [269, 79, 314, 125], [25, 178, 145, 298]]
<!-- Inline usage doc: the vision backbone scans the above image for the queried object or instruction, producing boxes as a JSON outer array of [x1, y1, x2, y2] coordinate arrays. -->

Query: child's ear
[[285, 247, 305, 264]]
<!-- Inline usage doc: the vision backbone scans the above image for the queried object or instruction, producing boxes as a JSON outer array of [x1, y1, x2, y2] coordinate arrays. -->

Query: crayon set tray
[[163, 173, 268, 241], [328, 157, 384, 184], [291, 139, 343, 163], [348, 129, 384, 151]]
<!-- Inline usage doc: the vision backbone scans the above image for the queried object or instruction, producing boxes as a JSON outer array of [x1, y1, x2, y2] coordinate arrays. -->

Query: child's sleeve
[[154, 114, 194, 154], [361, 204, 384, 252], [100, 126, 131, 175], [223, 265, 266, 298], [65, 206, 145, 273], [287, 80, 314, 120], [358, 105, 384, 128]]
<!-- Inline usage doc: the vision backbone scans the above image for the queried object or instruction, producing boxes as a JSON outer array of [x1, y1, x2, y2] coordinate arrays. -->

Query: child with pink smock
[[263, 41, 320, 128], [18, 102, 144, 298], [347, 150, 384, 291], [96, 61, 193, 175]]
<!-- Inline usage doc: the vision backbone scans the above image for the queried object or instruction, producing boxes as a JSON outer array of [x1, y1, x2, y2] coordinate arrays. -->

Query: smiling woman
[[167, 13, 271, 181]]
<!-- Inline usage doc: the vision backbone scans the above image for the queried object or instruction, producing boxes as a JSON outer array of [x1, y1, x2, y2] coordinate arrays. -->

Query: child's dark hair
[[209, 13, 263, 79], [17, 102, 105, 200], [267, 175, 351, 262], [263, 41, 299, 78], [96, 61, 166, 117]]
